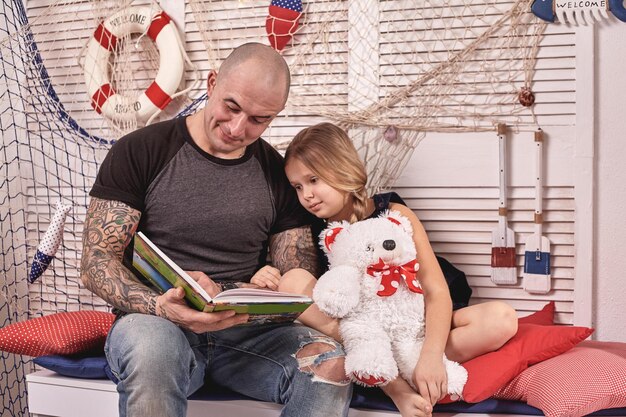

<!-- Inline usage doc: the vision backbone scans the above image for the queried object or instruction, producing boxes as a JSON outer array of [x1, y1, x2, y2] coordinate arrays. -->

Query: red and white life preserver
[[83, 6, 184, 123]]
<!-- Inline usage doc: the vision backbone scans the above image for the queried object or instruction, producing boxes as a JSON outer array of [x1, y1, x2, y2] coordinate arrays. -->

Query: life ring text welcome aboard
[[83, 6, 184, 124]]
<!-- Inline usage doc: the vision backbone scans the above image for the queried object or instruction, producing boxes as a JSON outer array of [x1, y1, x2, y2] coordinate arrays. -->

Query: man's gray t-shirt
[[90, 116, 311, 285]]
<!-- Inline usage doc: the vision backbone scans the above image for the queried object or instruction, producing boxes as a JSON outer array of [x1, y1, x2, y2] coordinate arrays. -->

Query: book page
[[214, 287, 312, 304]]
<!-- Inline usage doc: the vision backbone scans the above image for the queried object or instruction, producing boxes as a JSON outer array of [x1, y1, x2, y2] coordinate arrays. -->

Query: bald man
[[81, 43, 352, 417]]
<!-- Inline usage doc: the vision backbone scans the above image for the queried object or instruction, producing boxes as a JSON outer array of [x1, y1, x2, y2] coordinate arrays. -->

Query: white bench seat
[[26, 370, 541, 417]]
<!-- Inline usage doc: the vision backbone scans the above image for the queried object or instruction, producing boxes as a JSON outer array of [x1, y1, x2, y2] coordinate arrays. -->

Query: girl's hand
[[250, 265, 281, 290], [412, 351, 448, 406]]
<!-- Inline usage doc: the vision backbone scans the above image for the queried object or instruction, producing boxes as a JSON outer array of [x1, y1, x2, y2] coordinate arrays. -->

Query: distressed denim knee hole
[[294, 335, 350, 386]]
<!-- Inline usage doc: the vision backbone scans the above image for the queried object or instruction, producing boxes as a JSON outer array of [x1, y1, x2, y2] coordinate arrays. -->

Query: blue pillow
[[34, 354, 116, 381]]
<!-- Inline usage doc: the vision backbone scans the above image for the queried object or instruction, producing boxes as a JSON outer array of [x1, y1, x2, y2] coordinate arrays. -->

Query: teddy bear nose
[[382, 240, 396, 251]]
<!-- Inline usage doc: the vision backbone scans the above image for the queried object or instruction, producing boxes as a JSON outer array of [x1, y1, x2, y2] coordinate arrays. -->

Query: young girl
[[253, 122, 518, 417]]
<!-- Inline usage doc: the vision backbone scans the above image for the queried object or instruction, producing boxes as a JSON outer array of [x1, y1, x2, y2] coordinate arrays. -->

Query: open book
[[132, 232, 313, 324]]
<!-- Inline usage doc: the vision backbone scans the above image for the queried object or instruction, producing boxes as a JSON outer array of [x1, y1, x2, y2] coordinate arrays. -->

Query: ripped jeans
[[105, 314, 352, 417]]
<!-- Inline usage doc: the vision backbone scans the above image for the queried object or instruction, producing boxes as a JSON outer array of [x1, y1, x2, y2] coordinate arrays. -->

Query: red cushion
[[518, 301, 555, 325], [0, 311, 115, 357], [440, 323, 593, 404], [494, 340, 626, 417]]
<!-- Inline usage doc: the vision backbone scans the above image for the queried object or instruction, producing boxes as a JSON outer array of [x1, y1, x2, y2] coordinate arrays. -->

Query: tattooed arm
[[80, 197, 158, 315], [80, 197, 248, 331], [269, 225, 321, 278]]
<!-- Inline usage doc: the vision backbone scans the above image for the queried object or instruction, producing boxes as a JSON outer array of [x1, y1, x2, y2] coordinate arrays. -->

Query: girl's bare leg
[[445, 301, 518, 363]]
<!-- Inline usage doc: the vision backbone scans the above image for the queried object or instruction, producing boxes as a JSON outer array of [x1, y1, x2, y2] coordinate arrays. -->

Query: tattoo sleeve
[[269, 226, 321, 278], [80, 197, 159, 315]]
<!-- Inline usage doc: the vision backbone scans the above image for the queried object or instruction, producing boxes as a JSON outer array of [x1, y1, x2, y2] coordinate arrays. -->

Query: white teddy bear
[[313, 210, 467, 396]]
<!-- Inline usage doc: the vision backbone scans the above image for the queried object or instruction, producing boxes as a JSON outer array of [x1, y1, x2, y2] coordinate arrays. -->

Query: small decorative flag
[[266, 0, 303, 51], [29, 201, 72, 283]]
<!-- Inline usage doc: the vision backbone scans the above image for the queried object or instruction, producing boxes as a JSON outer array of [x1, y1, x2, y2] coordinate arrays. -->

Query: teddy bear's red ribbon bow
[[366, 258, 423, 297]]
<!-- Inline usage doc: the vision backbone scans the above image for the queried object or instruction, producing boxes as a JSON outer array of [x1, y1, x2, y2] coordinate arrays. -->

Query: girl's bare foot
[[382, 377, 433, 417]]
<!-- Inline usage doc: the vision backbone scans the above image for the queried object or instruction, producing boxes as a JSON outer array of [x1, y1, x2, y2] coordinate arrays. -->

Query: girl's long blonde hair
[[285, 123, 368, 223]]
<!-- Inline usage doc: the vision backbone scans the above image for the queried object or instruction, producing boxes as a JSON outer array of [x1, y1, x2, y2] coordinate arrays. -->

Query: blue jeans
[[105, 314, 352, 417]]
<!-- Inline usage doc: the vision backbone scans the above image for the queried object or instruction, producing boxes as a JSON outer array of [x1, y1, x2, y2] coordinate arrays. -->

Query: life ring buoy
[[83, 6, 184, 123]]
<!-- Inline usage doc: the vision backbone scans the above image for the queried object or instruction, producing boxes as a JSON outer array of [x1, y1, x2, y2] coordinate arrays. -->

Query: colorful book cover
[[133, 232, 209, 311], [132, 232, 313, 321]]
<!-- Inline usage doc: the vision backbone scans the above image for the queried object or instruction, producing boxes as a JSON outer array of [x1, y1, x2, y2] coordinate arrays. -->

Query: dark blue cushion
[[34, 355, 112, 380], [351, 385, 544, 414], [351, 385, 626, 415], [193, 382, 626, 415]]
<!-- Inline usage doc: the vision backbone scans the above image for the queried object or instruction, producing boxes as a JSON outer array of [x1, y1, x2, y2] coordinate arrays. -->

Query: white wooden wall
[[23, 0, 591, 325]]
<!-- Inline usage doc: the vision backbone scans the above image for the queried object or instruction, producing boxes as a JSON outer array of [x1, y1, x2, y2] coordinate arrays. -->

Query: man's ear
[[207, 70, 217, 95]]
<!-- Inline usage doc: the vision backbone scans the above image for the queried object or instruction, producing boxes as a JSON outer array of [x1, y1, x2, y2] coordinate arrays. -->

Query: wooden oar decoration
[[523, 129, 551, 294], [491, 124, 517, 285]]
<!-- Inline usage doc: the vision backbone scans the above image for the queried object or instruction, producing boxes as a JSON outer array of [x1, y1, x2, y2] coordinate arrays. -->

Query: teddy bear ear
[[322, 227, 344, 253], [383, 210, 413, 235]]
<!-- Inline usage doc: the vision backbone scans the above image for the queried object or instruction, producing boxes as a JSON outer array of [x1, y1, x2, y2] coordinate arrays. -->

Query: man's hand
[[250, 265, 281, 290], [186, 271, 222, 297], [155, 287, 249, 333]]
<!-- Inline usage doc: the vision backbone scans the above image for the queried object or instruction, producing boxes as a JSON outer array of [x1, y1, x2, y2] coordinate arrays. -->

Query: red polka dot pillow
[[0, 311, 115, 357], [493, 340, 626, 417]]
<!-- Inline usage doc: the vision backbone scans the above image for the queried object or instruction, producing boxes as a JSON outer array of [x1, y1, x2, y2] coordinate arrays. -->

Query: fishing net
[[191, 0, 546, 189]]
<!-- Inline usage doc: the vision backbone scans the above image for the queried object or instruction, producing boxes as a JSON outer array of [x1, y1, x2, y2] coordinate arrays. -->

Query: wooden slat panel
[[394, 183, 575, 323]]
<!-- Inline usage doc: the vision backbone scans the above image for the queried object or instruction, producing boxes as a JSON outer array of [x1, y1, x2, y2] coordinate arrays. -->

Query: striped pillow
[[494, 340, 626, 417]]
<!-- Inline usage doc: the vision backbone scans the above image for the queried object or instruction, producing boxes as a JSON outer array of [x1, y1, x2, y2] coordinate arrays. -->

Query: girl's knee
[[279, 268, 316, 295], [485, 301, 518, 341]]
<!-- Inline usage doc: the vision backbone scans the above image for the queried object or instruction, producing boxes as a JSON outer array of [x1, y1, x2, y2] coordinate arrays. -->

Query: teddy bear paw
[[352, 372, 388, 387]]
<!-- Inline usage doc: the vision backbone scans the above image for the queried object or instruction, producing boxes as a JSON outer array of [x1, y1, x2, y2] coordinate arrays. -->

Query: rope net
[[0, 0, 545, 415], [191, 0, 546, 189]]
